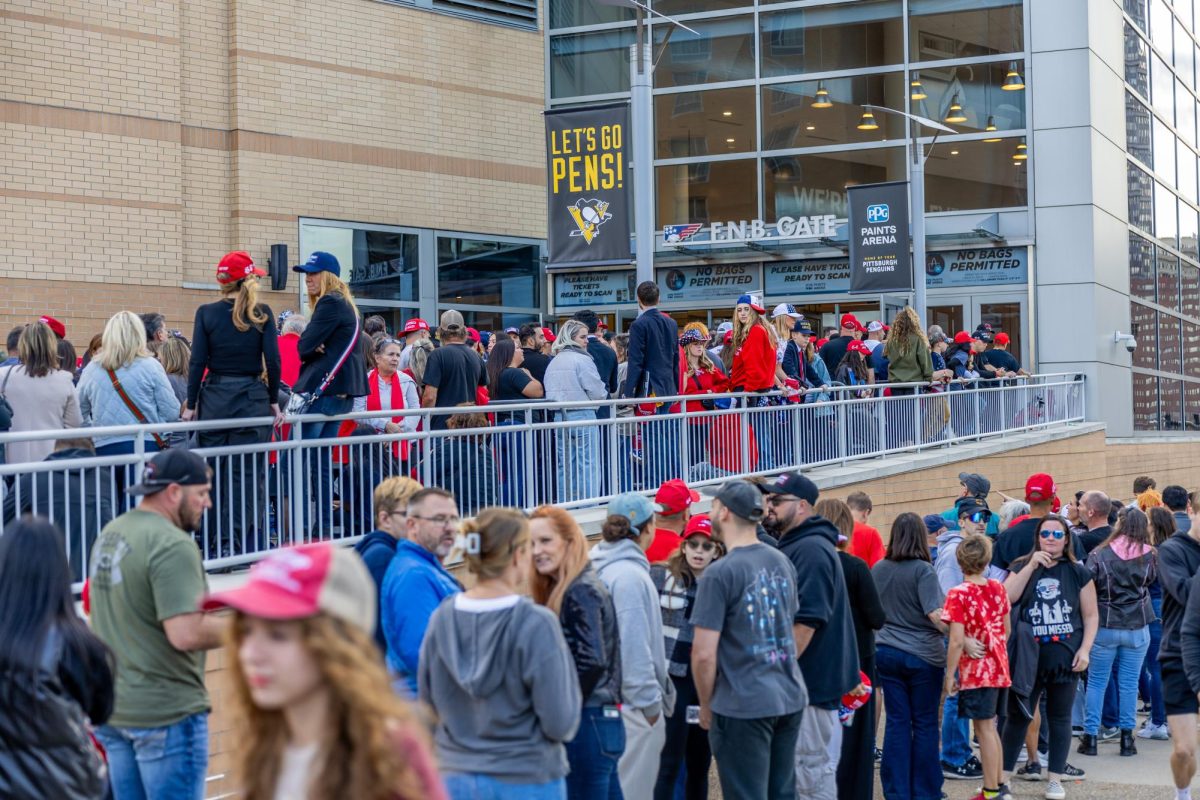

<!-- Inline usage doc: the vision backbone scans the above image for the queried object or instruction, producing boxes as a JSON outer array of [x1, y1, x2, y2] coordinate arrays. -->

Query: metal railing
[[0, 373, 1084, 589]]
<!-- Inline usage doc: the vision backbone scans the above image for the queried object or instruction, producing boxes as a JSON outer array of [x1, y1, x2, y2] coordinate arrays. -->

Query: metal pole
[[911, 123, 928, 324], [630, 14, 655, 285]]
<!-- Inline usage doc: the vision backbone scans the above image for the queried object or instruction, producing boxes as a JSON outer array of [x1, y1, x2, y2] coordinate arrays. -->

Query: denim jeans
[[96, 712, 208, 800], [1139, 595, 1166, 726], [557, 409, 599, 503], [709, 710, 802, 800], [565, 706, 625, 800], [495, 418, 528, 508], [940, 690, 973, 766], [297, 394, 353, 535], [1085, 625, 1151, 733], [444, 773, 566, 800], [877, 644, 945, 800]]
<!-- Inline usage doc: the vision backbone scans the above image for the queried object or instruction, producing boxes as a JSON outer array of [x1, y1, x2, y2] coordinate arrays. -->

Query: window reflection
[[1131, 233, 1157, 303], [654, 0, 750, 14], [1179, 140, 1198, 202], [296, 224, 421, 303], [655, 16, 754, 88], [925, 138, 1028, 211], [763, 148, 902, 221], [656, 86, 756, 158], [437, 238, 541, 308], [1156, 182, 1179, 247], [1154, 118, 1177, 185], [1162, 378, 1185, 429], [1186, 381, 1200, 428], [760, 74, 907, 151], [550, 30, 635, 99], [1126, 25, 1150, 97], [656, 158, 758, 226], [1181, 204, 1200, 258], [1128, 92, 1153, 165], [1178, 81, 1196, 145], [911, 60, 1026, 134], [1153, 53, 1175, 122], [1127, 0, 1148, 31], [1131, 302, 1159, 371], [547, 0, 632, 29], [1159, 246, 1181, 312], [1177, 23, 1196, 89], [1129, 163, 1156, 232], [908, 0, 1023, 61], [1151, 0, 1175, 55], [1183, 264, 1200, 318], [1132, 372, 1160, 430], [760, 1, 903, 78]]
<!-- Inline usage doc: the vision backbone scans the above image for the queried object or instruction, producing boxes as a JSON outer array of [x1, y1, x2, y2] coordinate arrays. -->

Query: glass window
[[1180, 140, 1198, 201], [1154, 117, 1177, 184], [1178, 81, 1197, 145], [1127, 0, 1149, 31], [656, 86, 756, 158], [1126, 25, 1151, 97], [1162, 315, 1183, 374], [1181, 204, 1200, 257], [1178, 22, 1196, 89], [1129, 162, 1156, 232], [1132, 372, 1159, 430], [547, 0, 632, 28], [908, 0, 1023, 61], [912, 60, 1026, 135], [1131, 233, 1157, 302], [1129, 92, 1154, 166], [1131, 302, 1159, 370], [1162, 378, 1186, 428], [1183, 264, 1200, 318], [550, 30, 635, 99], [655, 0, 750, 13], [1157, 183, 1180, 247], [437, 237, 541, 308], [762, 147, 901, 221], [447, 310, 540, 332], [654, 16, 754, 88], [761, 1, 903, 78], [979, 301, 1022, 363], [657, 158, 758, 226], [1153, 53, 1176, 122], [760, 73, 908, 151], [1152, 0, 1175, 56], [925, 138, 1028, 211], [300, 222, 420, 303], [1186, 380, 1200, 426], [1159, 246, 1182, 311]]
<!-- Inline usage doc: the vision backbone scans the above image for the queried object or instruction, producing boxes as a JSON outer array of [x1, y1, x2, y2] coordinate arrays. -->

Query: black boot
[[1077, 733, 1097, 756], [1120, 729, 1137, 756]]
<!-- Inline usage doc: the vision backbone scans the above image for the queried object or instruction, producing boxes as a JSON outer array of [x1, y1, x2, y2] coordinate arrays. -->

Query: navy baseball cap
[[792, 319, 815, 335], [923, 514, 948, 535], [292, 251, 341, 277], [758, 471, 819, 505], [128, 449, 210, 496]]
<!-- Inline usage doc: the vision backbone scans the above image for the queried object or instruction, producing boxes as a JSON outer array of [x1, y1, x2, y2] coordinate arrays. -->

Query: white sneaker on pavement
[[1137, 722, 1170, 740], [1044, 779, 1066, 800]]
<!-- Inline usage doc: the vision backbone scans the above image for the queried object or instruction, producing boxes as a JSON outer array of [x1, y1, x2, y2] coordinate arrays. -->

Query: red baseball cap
[[684, 513, 712, 539], [723, 330, 733, 345], [840, 313, 863, 332], [39, 315, 66, 339], [216, 251, 266, 285], [541, 327, 556, 343], [466, 327, 481, 343], [201, 543, 374, 634], [953, 331, 972, 344], [1025, 473, 1057, 503], [815, 337, 829, 349], [402, 318, 429, 334], [656, 478, 700, 516], [847, 340, 871, 356], [995, 332, 1011, 346]]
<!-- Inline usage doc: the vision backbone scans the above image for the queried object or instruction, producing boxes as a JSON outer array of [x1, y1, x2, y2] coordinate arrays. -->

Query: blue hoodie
[[354, 530, 399, 651], [381, 540, 461, 694]]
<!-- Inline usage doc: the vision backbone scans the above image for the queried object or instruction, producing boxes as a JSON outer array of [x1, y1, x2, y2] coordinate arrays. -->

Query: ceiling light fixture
[[944, 93, 968, 124], [722, 110, 733, 117], [983, 116, 1001, 142], [1013, 141, 1028, 161], [1002, 62, 1025, 91], [910, 77, 927, 101], [856, 110, 879, 131], [812, 82, 833, 109]]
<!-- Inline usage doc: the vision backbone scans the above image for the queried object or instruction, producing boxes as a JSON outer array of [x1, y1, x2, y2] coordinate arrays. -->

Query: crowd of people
[[0, 251, 1043, 573], [7, 421, 1200, 800]]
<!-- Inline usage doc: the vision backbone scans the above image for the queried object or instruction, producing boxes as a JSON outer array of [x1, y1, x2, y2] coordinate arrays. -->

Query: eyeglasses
[[1039, 529, 1066, 540], [410, 513, 460, 528], [766, 496, 799, 507], [684, 539, 716, 553]]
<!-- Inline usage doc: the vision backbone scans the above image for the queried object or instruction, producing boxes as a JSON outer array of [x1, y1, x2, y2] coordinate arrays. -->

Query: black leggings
[[1002, 674, 1078, 775], [655, 673, 712, 800]]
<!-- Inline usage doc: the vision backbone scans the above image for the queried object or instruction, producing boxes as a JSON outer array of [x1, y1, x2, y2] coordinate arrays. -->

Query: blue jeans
[[877, 644, 944, 800], [940, 690, 972, 766], [1139, 595, 1166, 726], [557, 409, 598, 503], [444, 773, 566, 800], [298, 394, 353, 534], [496, 418, 528, 508], [96, 712, 208, 800], [565, 706, 625, 800], [1085, 626, 1151, 733]]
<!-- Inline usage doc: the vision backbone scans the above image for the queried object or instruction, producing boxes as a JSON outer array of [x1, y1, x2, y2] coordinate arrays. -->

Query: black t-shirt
[[979, 348, 1021, 381], [521, 348, 552, 384], [1078, 525, 1111, 554], [494, 367, 532, 423], [1012, 558, 1093, 681], [818, 335, 852, 376], [422, 343, 486, 430]]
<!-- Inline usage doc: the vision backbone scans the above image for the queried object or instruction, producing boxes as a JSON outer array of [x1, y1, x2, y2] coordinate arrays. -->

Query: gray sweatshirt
[[418, 594, 580, 783], [544, 346, 608, 406], [590, 538, 676, 719]]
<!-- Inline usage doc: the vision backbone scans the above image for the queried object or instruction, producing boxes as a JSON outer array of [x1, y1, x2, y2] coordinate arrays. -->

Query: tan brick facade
[[1, 0, 546, 342]]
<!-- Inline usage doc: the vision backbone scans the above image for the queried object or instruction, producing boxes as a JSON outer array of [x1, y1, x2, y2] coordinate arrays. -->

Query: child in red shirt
[[943, 534, 1011, 800]]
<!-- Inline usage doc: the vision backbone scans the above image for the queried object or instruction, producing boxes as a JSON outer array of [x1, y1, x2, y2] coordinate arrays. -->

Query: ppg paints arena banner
[[545, 103, 632, 269], [847, 181, 912, 294]]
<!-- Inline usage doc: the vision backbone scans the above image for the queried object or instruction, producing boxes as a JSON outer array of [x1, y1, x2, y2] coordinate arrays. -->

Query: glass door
[[973, 295, 1027, 367], [927, 299, 968, 337]]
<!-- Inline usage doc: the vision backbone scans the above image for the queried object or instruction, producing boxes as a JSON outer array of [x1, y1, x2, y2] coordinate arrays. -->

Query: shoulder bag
[[106, 369, 168, 450], [285, 312, 361, 416]]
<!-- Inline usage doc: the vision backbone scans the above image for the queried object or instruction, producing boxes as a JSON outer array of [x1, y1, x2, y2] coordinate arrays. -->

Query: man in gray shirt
[[693, 480, 807, 799]]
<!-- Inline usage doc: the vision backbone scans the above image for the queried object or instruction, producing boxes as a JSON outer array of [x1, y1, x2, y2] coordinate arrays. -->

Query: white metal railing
[[0, 373, 1085, 589]]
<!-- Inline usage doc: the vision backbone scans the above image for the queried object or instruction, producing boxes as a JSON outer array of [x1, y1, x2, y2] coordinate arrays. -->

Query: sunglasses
[[967, 511, 991, 523], [1040, 529, 1066, 540], [685, 538, 716, 553]]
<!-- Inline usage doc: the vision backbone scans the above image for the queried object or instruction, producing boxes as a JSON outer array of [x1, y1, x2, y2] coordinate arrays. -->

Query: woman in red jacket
[[724, 293, 783, 469], [680, 328, 728, 466]]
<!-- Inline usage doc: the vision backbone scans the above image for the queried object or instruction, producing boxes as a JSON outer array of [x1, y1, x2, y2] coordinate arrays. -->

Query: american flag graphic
[[663, 223, 703, 244]]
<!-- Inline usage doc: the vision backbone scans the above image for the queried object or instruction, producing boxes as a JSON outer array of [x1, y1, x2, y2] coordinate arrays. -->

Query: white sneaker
[[1136, 722, 1170, 740], [1044, 779, 1066, 800]]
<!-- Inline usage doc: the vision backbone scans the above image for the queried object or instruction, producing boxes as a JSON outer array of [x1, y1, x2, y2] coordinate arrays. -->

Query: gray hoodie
[[418, 594, 581, 783], [589, 537, 676, 719], [934, 529, 965, 594]]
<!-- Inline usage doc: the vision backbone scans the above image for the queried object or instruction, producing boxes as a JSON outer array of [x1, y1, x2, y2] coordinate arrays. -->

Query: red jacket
[[730, 324, 776, 392], [682, 366, 729, 418], [279, 332, 302, 387]]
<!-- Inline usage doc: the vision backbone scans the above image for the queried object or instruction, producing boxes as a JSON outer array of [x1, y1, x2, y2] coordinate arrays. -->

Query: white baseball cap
[[772, 303, 802, 320], [867, 320, 885, 332]]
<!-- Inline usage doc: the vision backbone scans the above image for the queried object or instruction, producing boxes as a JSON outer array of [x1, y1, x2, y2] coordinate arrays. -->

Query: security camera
[[1114, 332, 1137, 353]]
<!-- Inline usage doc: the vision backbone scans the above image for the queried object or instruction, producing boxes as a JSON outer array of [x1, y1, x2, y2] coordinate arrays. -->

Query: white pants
[[618, 706, 666, 800], [794, 707, 841, 800]]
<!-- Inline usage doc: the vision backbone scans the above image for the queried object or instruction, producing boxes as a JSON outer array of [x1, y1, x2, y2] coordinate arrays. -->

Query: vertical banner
[[847, 180, 912, 294], [545, 103, 632, 269]]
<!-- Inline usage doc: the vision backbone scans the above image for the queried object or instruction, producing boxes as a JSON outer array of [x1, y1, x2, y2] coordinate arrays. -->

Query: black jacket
[[818, 335, 852, 376], [781, 340, 803, 382], [2, 449, 114, 583], [777, 514, 861, 708], [1087, 545, 1157, 630], [624, 308, 679, 399], [1179, 569, 1200, 692], [560, 565, 622, 707], [587, 337, 618, 419], [295, 293, 368, 398], [1159, 530, 1200, 663], [187, 300, 280, 407], [992, 516, 1087, 570]]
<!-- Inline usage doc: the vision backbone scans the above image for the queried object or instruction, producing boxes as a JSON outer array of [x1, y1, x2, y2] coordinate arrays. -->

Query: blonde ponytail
[[223, 276, 269, 332]]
